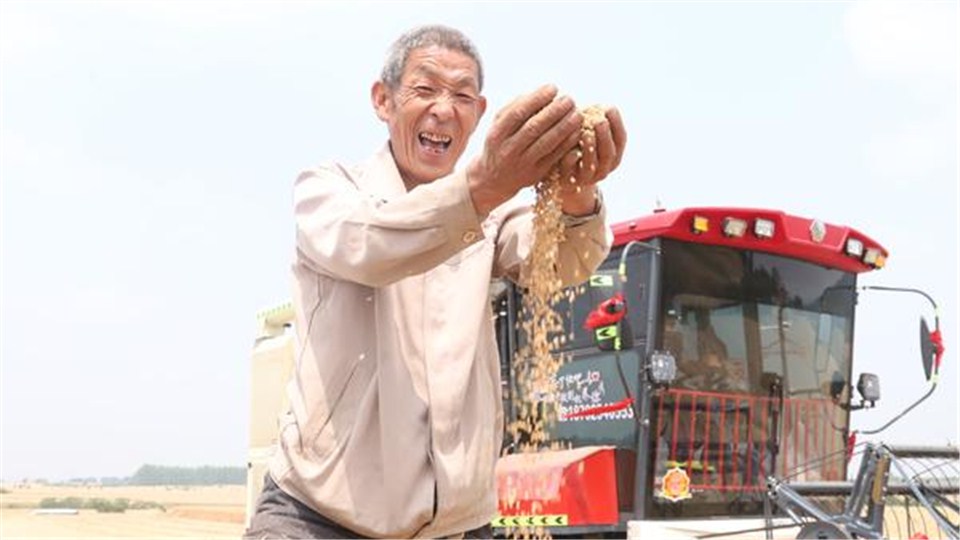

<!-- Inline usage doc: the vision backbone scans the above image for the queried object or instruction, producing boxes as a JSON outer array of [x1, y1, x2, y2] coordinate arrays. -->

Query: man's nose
[[428, 94, 456, 121]]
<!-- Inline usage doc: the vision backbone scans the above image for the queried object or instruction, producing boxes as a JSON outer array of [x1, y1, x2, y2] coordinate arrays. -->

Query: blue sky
[[1, 1, 956, 481]]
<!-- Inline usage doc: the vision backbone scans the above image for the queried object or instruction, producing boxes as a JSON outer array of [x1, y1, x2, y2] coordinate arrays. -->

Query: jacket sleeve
[[492, 194, 612, 288], [294, 164, 485, 287]]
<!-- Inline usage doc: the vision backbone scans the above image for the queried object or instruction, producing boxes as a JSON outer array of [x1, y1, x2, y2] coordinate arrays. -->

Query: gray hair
[[380, 25, 484, 92]]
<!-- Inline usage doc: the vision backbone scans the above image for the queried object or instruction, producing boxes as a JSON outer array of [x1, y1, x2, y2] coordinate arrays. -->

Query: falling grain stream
[[506, 106, 606, 540]]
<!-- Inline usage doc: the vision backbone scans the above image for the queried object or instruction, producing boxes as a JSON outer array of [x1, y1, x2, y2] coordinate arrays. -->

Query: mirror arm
[[860, 285, 939, 315], [843, 401, 875, 412], [858, 381, 938, 435]]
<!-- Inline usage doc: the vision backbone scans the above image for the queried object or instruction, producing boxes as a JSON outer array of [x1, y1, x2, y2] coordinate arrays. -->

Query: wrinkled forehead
[[402, 46, 482, 90]]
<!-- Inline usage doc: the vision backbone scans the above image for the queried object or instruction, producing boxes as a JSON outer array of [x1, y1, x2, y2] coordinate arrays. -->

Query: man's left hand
[[556, 106, 627, 216]]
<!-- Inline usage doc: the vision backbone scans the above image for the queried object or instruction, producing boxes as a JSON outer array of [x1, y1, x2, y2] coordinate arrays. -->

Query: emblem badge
[[659, 467, 692, 502], [810, 219, 826, 243]]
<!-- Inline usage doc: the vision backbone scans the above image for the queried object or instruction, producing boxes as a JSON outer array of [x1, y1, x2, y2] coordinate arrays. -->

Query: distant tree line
[[12, 465, 245, 487], [66, 476, 127, 486], [39, 496, 165, 513], [128, 464, 245, 486]]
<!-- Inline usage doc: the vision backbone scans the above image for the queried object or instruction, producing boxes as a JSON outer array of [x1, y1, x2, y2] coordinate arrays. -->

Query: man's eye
[[456, 93, 477, 102], [414, 85, 436, 95]]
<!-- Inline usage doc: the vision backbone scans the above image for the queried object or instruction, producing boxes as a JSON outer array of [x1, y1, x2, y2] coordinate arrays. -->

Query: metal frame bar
[[768, 443, 960, 540]]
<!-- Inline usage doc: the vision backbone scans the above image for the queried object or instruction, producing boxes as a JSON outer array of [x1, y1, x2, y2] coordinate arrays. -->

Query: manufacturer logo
[[810, 219, 827, 243], [659, 467, 692, 502]]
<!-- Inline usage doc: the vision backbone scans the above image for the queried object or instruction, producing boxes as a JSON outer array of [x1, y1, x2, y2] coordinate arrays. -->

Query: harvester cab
[[491, 207, 956, 539]]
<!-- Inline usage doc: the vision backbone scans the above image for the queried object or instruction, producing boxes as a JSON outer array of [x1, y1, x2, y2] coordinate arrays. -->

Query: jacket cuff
[[430, 170, 487, 247], [561, 189, 604, 228]]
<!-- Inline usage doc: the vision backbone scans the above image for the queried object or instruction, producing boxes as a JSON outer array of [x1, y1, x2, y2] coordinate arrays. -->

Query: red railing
[[653, 388, 848, 492]]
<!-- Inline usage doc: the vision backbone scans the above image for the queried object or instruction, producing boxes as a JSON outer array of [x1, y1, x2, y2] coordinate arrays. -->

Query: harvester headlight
[[863, 248, 886, 268], [754, 218, 775, 239], [648, 351, 678, 386], [722, 217, 747, 237], [845, 238, 864, 258], [692, 215, 709, 234], [856, 372, 881, 404]]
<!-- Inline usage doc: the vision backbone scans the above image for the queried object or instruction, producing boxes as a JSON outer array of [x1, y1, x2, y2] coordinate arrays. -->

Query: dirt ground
[[3, 483, 954, 539], [0, 484, 246, 539]]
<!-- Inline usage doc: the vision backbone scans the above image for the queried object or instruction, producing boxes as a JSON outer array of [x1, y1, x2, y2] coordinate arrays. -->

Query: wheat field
[[0, 484, 246, 539]]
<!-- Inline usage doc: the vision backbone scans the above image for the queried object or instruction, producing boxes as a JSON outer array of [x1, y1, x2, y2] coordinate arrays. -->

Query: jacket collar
[[359, 143, 409, 201]]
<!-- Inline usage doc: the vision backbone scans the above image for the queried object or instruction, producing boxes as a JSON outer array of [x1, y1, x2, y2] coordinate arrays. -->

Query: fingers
[[593, 118, 616, 181], [523, 100, 580, 165], [488, 85, 559, 145], [582, 106, 626, 183], [605, 106, 627, 170], [537, 125, 581, 174], [556, 140, 582, 183]]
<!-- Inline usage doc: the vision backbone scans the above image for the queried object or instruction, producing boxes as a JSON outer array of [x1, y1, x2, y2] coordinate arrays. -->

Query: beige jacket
[[270, 146, 611, 538]]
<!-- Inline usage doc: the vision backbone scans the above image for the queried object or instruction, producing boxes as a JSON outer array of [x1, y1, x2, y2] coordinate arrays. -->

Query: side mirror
[[856, 373, 881, 405], [850, 286, 944, 435], [648, 350, 677, 386], [920, 317, 936, 382]]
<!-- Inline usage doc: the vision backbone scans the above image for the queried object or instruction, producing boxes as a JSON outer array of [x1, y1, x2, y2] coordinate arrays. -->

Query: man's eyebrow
[[410, 65, 479, 89]]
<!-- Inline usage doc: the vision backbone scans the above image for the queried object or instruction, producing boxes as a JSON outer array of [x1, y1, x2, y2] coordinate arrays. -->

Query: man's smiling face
[[372, 45, 487, 187]]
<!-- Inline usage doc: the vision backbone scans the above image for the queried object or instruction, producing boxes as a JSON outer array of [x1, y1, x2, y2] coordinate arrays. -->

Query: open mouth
[[418, 131, 452, 154]]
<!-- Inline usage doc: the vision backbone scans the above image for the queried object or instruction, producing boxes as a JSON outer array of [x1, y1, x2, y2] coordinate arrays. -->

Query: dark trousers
[[244, 475, 493, 539]]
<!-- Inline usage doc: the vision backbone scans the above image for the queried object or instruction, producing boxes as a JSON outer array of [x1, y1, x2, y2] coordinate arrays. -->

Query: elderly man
[[245, 25, 626, 539]]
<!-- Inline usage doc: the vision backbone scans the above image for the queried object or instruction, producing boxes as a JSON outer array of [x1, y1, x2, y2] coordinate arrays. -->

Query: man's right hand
[[466, 85, 582, 216]]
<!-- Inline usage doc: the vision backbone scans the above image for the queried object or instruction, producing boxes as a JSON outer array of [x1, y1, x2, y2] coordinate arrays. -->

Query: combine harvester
[[248, 206, 959, 539]]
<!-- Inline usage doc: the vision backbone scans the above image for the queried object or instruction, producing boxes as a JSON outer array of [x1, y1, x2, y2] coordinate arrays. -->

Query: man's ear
[[371, 81, 392, 122], [463, 95, 488, 137]]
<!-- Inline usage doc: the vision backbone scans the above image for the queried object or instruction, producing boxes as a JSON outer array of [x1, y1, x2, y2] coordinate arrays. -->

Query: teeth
[[420, 132, 451, 144]]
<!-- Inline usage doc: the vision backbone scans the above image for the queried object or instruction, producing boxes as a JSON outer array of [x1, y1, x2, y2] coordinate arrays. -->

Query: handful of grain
[[510, 105, 606, 451]]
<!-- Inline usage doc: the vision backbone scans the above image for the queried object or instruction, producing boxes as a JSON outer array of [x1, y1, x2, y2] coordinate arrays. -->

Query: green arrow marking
[[589, 275, 614, 287], [491, 515, 569, 528], [595, 325, 619, 340]]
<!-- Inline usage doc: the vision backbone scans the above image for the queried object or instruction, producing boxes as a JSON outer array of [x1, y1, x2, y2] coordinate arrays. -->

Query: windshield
[[659, 241, 855, 398], [650, 239, 856, 517], [660, 240, 855, 397]]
